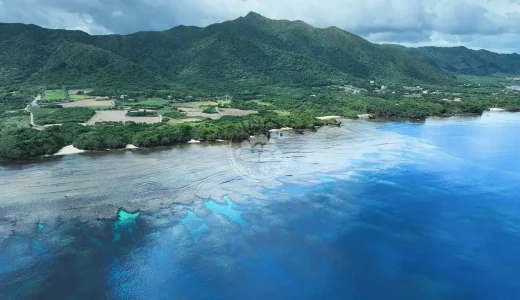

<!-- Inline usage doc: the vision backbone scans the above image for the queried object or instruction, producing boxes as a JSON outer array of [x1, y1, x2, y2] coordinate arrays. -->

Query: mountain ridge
[[0, 12, 518, 90]]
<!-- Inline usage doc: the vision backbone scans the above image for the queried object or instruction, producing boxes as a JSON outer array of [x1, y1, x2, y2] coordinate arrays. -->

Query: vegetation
[[202, 106, 218, 114], [162, 110, 186, 119], [0, 13, 458, 91], [0, 128, 64, 160], [1, 14, 520, 161], [43, 89, 67, 101], [69, 94, 91, 100], [126, 110, 157, 117], [401, 46, 520, 76], [33, 108, 96, 125]]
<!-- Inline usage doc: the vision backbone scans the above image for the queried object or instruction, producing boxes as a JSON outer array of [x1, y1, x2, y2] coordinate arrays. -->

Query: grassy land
[[69, 94, 92, 100], [43, 90, 66, 101], [32, 108, 95, 125], [89, 106, 113, 110], [249, 100, 274, 106], [217, 100, 232, 106], [119, 98, 170, 108], [156, 107, 187, 119], [274, 110, 292, 116], [202, 106, 219, 114], [0, 115, 30, 129]]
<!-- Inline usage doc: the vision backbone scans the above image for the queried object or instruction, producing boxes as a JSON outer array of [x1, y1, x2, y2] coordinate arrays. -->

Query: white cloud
[[0, 0, 519, 52], [112, 10, 124, 17]]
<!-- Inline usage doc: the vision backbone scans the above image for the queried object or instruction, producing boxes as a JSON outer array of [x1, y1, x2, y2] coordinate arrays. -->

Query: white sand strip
[[54, 145, 86, 156]]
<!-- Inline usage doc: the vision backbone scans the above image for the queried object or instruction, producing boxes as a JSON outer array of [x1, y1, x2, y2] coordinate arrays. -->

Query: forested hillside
[[400, 46, 520, 76], [0, 12, 451, 90], [2, 12, 519, 91]]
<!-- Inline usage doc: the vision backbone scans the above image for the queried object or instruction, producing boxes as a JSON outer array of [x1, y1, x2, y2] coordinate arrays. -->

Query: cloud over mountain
[[0, 0, 519, 53]]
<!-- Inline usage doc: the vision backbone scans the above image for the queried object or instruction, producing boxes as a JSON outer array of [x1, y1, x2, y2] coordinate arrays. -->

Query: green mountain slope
[[1, 13, 517, 90], [29, 41, 162, 88], [399, 46, 520, 76]]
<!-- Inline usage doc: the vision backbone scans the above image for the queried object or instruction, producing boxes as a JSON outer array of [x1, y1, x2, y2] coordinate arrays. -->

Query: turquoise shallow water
[[1, 112, 520, 299]]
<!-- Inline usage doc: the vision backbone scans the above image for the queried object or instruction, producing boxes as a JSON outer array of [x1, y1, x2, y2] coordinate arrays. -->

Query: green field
[[69, 94, 92, 100], [274, 110, 291, 116], [217, 100, 232, 106], [43, 90, 66, 101], [119, 99, 169, 108], [32, 108, 95, 125], [0, 115, 30, 129]]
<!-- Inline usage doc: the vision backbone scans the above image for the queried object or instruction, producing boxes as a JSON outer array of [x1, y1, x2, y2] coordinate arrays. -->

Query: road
[[26, 94, 41, 129]]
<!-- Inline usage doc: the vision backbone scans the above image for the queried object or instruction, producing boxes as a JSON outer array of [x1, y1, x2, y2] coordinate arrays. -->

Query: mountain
[[1, 12, 516, 90], [399, 46, 520, 76]]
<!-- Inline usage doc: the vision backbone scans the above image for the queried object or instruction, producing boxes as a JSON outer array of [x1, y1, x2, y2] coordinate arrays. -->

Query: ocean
[[1, 112, 519, 299]]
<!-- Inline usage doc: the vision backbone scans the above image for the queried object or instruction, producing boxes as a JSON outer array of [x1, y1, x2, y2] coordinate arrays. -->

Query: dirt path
[[26, 94, 43, 130]]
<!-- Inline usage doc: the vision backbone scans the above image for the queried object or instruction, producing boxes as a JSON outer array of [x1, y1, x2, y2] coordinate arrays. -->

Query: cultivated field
[[119, 99, 170, 108], [43, 90, 66, 101], [62, 99, 114, 108], [172, 101, 217, 108], [68, 94, 92, 100], [177, 107, 221, 119], [218, 108, 257, 116], [68, 89, 92, 95], [85, 110, 161, 125]]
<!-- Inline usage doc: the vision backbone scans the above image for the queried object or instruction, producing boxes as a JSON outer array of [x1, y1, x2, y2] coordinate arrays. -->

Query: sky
[[1, 0, 519, 53]]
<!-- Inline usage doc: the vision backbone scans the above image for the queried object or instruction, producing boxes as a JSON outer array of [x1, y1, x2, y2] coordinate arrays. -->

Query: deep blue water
[[1, 112, 520, 299]]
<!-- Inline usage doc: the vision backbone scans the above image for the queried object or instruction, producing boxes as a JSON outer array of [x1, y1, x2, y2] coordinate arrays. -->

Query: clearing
[[218, 108, 257, 117], [32, 108, 95, 125], [68, 94, 92, 100], [172, 101, 257, 120], [274, 110, 292, 116], [68, 89, 92, 95], [85, 110, 161, 125], [0, 115, 30, 128], [62, 99, 114, 108], [249, 100, 274, 106], [43, 90, 67, 101], [217, 100, 232, 106], [119, 99, 170, 108], [172, 101, 217, 108], [177, 107, 221, 119]]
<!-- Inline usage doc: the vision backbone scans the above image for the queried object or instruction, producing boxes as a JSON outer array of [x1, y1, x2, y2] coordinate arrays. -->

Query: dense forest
[[2, 12, 515, 91]]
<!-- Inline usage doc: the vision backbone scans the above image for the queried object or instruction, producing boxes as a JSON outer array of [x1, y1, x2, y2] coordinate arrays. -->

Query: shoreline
[[1, 111, 517, 164]]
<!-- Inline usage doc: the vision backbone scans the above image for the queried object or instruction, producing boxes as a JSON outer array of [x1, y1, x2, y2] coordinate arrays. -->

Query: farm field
[[176, 107, 221, 119], [69, 94, 92, 100], [217, 99, 232, 106], [32, 107, 95, 125], [68, 89, 92, 95], [85, 110, 161, 125], [43, 90, 66, 101], [62, 99, 114, 108], [119, 99, 170, 108], [218, 108, 257, 117], [172, 101, 217, 108]]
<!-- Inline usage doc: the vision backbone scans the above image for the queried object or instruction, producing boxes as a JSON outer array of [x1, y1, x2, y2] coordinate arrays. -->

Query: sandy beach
[[54, 145, 86, 156], [317, 116, 341, 120]]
